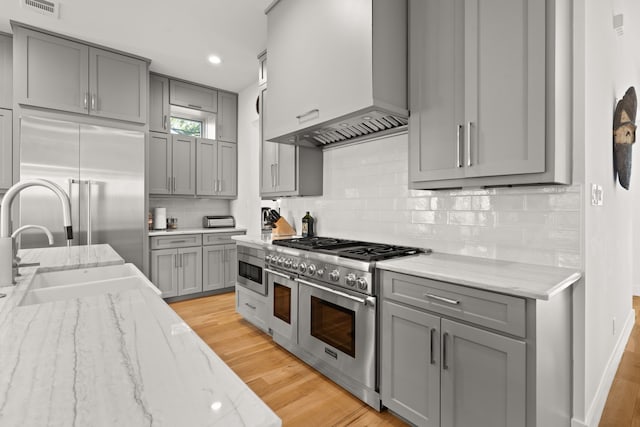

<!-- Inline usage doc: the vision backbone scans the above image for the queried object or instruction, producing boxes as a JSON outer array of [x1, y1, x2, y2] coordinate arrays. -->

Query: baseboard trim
[[574, 308, 635, 427]]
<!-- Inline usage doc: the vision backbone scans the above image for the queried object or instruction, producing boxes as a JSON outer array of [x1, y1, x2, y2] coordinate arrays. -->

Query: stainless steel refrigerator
[[19, 115, 145, 269]]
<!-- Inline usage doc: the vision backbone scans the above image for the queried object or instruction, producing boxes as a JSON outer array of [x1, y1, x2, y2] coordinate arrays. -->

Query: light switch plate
[[591, 184, 604, 206]]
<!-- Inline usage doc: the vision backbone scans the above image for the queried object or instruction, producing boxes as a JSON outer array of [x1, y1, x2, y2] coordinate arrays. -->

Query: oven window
[[310, 296, 356, 358], [273, 283, 291, 324], [239, 261, 262, 284]]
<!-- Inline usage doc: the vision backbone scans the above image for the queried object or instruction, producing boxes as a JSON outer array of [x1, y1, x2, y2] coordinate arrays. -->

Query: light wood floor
[[170, 292, 407, 427], [600, 297, 640, 426]]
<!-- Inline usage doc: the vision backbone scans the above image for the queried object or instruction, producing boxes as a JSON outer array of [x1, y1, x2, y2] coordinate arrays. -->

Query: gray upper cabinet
[[259, 85, 322, 199], [149, 74, 170, 133], [409, 0, 570, 189], [169, 80, 217, 113], [149, 132, 171, 195], [217, 91, 237, 143], [0, 34, 12, 110], [196, 137, 237, 198], [172, 135, 197, 196], [0, 109, 12, 190], [13, 25, 148, 124]]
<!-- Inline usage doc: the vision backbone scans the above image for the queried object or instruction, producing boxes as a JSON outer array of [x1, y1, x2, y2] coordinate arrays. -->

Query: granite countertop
[[233, 235, 581, 300], [148, 227, 246, 237], [0, 244, 281, 427], [376, 252, 582, 300]]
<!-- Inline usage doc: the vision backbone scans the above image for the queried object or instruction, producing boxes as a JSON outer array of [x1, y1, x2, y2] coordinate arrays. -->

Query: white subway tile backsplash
[[279, 134, 582, 269]]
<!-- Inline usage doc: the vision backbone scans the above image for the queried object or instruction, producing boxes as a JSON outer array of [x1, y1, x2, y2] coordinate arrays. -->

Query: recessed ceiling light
[[208, 55, 222, 65]]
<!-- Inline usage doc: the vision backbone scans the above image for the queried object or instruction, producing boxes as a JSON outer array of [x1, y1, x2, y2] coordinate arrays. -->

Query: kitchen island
[[0, 244, 281, 427]]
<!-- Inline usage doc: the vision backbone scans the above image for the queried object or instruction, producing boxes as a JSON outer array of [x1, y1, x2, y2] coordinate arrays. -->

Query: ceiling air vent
[[23, 0, 59, 17]]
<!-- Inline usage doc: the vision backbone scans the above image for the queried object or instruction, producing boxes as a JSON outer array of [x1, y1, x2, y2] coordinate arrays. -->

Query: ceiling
[[0, 0, 271, 93]]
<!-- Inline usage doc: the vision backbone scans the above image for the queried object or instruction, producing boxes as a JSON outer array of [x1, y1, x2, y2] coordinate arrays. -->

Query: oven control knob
[[271, 257, 278, 265], [307, 264, 317, 275], [277, 257, 285, 266], [299, 263, 307, 273], [356, 278, 368, 290], [316, 268, 325, 278], [292, 261, 299, 270], [284, 259, 293, 268], [329, 270, 340, 282], [264, 255, 271, 263], [346, 273, 357, 287]]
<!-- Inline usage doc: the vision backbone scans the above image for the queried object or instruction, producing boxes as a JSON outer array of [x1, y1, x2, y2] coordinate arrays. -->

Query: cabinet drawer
[[203, 232, 241, 246], [381, 271, 526, 337], [150, 234, 202, 250], [169, 80, 217, 112], [236, 286, 269, 333]]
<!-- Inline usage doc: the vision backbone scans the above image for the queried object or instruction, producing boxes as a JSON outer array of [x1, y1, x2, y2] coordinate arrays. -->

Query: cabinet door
[[381, 301, 440, 427], [276, 143, 297, 193], [149, 74, 170, 132], [224, 244, 237, 287], [260, 86, 278, 195], [149, 133, 171, 195], [217, 91, 237, 143], [265, 0, 374, 140], [196, 138, 217, 196], [236, 286, 269, 333], [408, 0, 466, 182], [14, 28, 89, 114], [151, 249, 178, 298], [440, 319, 526, 427], [202, 245, 225, 291], [89, 48, 147, 123], [0, 109, 11, 189], [217, 141, 237, 197], [169, 80, 217, 113], [464, 0, 545, 178], [177, 246, 202, 295], [0, 34, 12, 110], [172, 135, 196, 195]]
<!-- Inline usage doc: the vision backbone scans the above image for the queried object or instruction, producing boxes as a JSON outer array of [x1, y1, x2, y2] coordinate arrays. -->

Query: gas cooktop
[[272, 236, 427, 262]]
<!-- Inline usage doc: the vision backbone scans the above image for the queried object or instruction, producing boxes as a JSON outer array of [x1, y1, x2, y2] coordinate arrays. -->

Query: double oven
[[262, 237, 422, 410]]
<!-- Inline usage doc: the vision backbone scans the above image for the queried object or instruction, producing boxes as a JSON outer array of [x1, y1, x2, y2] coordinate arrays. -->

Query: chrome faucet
[[11, 225, 54, 275], [0, 179, 73, 286]]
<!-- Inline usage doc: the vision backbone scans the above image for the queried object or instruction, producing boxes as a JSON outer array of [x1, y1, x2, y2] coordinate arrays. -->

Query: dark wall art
[[613, 86, 637, 190]]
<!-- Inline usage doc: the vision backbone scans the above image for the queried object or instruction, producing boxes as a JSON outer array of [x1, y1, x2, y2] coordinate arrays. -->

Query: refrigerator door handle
[[86, 180, 92, 246]]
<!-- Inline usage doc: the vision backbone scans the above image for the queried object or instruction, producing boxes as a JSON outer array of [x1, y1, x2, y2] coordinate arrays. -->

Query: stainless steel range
[[263, 237, 426, 410]]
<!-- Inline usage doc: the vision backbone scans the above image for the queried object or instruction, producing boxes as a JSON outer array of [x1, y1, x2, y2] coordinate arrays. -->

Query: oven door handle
[[264, 268, 295, 281], [295, 278, 375, 307]]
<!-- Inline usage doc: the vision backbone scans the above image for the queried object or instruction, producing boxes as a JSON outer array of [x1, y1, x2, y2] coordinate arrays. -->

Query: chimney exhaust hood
[[264, 0, 408, 149]]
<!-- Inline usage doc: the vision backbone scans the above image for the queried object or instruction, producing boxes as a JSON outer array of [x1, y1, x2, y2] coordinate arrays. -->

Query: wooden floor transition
[[170, 292, 407, 427], [600, 296, 640, 426]]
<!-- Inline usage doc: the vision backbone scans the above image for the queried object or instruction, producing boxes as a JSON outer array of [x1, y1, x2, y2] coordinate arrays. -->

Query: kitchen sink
[[18, 264, 162, 306]]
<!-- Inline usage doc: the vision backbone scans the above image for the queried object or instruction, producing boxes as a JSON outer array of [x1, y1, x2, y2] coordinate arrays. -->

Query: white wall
[[573, 0, 639, 425], [149, 197, 229, 229]]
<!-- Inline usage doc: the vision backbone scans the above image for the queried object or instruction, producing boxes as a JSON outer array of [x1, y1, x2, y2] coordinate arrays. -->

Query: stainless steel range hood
[[264, 0, 408, 149]]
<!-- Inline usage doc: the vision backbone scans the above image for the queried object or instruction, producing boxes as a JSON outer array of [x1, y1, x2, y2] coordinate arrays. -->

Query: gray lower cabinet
[[196, 138, 237, 198], [0, 109, 12, 190], [150, 246, 202, 298], [217, 91, 237, 143], [203, 243, 237, 291], [13, 25, 147, 124], [0, 33, 12, 110], [169, 80, 217, 113], [236, 285, 269, 333], [381, 270, 572, 427], [408, 0, 570, 188], [149, 74, 170, 133], [259, 85, 322, 198]]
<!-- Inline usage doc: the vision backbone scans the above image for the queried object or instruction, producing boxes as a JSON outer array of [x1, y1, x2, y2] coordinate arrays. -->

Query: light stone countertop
[[232, 233, 301, 249], [148, 227, 246, 237], [233, 235, 581, 300], [376, 252, 582, 300], [0, 244, 281, 427]]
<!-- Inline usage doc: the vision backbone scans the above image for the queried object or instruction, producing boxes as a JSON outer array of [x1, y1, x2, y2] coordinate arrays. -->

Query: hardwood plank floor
[[170, 292, 407, 427], [600, 297, 640, 427]]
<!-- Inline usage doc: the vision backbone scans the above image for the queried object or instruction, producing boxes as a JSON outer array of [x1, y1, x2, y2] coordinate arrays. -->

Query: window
[[170, 117, 203, 137]]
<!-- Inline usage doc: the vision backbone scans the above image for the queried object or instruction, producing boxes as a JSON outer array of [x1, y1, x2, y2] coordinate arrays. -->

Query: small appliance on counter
[[266, 209, 295, 237], [153, 208, 167, 230], [202, 215, 235, 228]]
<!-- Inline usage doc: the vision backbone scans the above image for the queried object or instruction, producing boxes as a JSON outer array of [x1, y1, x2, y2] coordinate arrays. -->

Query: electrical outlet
[[591, 184, 604, 206]]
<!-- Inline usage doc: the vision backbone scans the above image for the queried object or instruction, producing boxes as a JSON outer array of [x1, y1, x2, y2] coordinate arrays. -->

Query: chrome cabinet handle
[[163, 115, 168, 130], [179, 254, 183, 268], [188, 104, 202, 110], [174, 254, 178, 268], [264, 268, 294, 281], [443, 332, 449, 370], [83, 93, 89, 110], [91, 94, 96, 111], [218, 179, 223, 193], [169, 240, 186, 244], [456, 125, 463, 168], [244, 302, 256, 310], [466, 122, 472, 167], [430, 328, 436, 365], [295, 277, 375, 307], [425, 294, 460, 305], [296, 108, 319, 122], [275, 164, 279, 186], [270, 164, 276, 188]]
